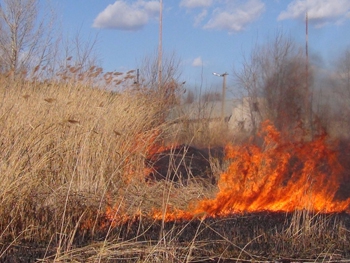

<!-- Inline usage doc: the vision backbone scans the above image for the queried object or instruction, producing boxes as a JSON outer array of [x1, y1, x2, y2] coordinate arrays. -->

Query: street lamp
[[213, 72, 228, 123]]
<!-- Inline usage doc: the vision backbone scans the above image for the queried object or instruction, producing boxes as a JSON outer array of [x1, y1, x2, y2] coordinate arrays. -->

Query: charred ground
[[2, 212, 350, 262]]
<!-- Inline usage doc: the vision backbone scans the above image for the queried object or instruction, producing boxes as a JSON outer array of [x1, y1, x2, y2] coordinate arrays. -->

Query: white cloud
[[194, 9, 208, 26], [93, 0, 159, 31], [180, 0, 213, 9], [192, 56, 204, 67], [203, 0, 265, 33], [278, 0, 350, 27]]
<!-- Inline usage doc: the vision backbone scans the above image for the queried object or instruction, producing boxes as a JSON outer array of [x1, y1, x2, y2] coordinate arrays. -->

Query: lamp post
[[213, 72, 228, 123]]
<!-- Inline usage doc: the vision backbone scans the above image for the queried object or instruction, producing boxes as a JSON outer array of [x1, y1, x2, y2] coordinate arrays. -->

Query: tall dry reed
[[0, 75, 178, 244]]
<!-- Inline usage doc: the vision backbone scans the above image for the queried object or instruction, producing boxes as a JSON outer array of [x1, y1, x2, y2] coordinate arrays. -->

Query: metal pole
[[136, 68, 139, 84], [213, 72, 228, 123], [158, 0, 163, 91], [305, 11, 313, 139], [221, 73, 227, 123]]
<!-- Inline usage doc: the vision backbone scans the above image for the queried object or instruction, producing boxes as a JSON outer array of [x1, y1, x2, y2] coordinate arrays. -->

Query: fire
[[118, 129, 176, 183], [92, 121, 350, 229], [151, 121, 350, 221], [195, 122, 348, 216]]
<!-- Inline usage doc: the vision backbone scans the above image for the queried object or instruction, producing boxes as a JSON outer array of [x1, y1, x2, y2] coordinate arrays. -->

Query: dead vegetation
[[0, 70, 349, 262], [0, 3, 349, 259]]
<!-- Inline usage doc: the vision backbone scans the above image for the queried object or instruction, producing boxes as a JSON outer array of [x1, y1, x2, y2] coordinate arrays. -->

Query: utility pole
[[158, 0, 163, 91], [213, 72, 228, 123], [305, 11, 309, 104], [306, 12, 309, 64], [305, 11, 313, 139], [134, 69, 140, 85]]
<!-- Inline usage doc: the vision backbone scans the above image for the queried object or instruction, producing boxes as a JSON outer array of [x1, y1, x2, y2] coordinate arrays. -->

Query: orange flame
[[151, 121, 350, 221], [94, 121, 350, 229]]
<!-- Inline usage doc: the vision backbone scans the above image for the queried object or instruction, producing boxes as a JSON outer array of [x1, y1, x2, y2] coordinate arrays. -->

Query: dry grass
[[0, 75, 349, 262], [0, 74, 224, 262], [0, 76, 181, 238]]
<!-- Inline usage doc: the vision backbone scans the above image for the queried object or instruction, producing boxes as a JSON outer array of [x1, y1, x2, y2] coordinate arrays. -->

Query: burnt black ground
[[2, 212, 350, 262], [145, 144, 224, 185]]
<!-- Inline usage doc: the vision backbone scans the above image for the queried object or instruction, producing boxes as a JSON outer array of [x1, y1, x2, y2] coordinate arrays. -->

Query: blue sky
[[56, 0, 350, 93]]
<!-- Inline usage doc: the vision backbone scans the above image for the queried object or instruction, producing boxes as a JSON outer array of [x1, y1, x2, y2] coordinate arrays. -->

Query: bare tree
[[201, 91, 222, 102], [335, 48, 350, 97], [0, 0, 56, 77], [134, 51, 184, 126], [139, 51, 183, 106], [234, 32, 311, 138], [139, 51, 182, 88], [330, 47, 350, 134], [263, 56, 310, 133]]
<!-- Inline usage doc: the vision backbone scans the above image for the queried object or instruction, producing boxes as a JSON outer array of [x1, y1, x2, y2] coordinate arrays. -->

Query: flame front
[[101, 121, 350, 227], [152, 121, 350, 221]]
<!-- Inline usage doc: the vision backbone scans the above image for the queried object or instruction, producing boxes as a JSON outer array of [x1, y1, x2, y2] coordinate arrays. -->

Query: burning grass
[[0, 77, 350, 262], [144, 121, 350, 222]]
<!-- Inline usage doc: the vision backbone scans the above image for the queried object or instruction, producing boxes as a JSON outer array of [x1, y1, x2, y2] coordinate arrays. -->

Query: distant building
[[167, 97, 265, 133], [229, 97, 265, 132]]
